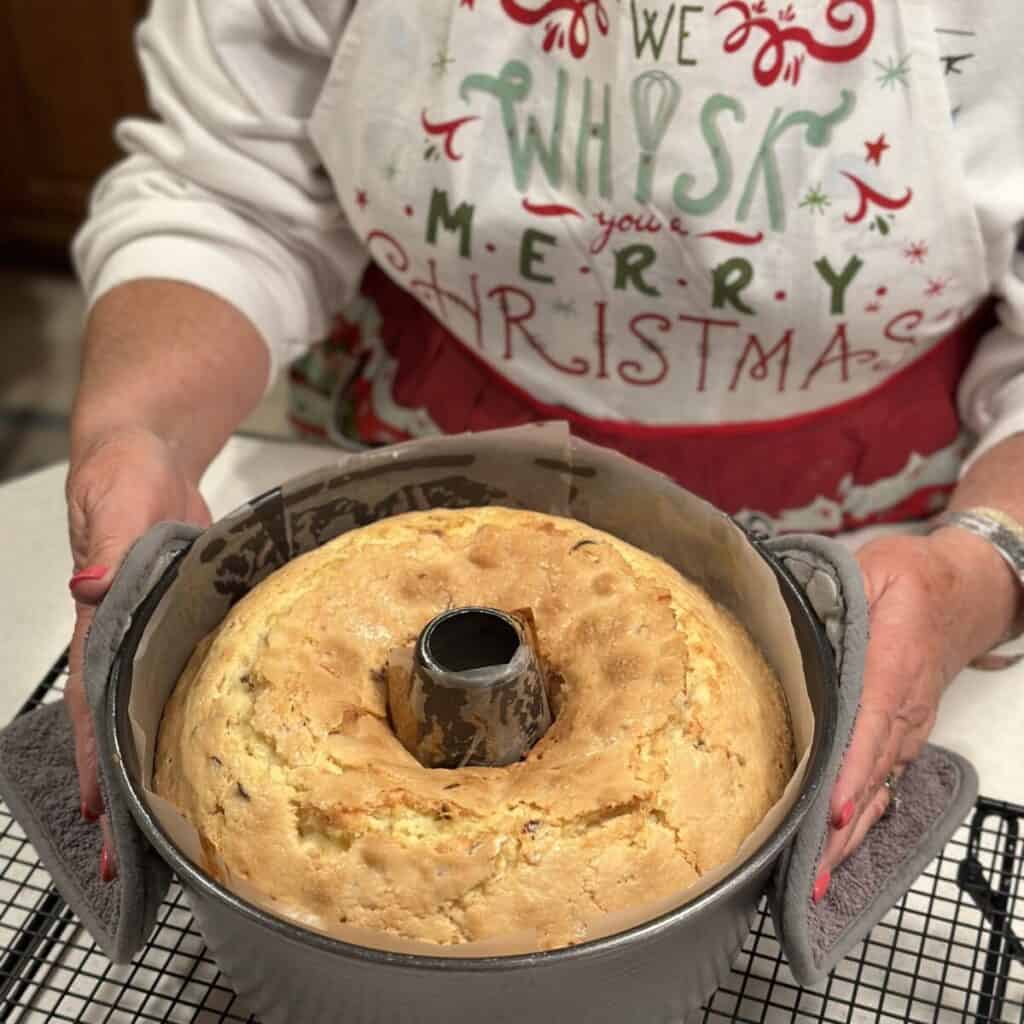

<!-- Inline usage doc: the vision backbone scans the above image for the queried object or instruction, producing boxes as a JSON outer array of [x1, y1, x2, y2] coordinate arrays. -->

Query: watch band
[[932, 507, 1024, 671]]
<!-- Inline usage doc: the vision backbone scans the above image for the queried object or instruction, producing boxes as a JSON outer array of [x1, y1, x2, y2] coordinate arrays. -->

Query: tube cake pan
[[106, 427, 837, 1024]]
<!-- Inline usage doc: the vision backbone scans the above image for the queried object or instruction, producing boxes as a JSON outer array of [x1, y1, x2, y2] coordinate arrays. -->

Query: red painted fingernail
[[70, 567, 109, 592], [82, 800, 99, 824], [813, 870, 831, 904], [100, 849, 115, 884], [834, 799, 855, 831]]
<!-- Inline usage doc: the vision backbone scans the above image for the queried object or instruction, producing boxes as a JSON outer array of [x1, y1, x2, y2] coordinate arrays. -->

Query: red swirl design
[[500, 0, 610, 59], [522, 198, 584, 218], [715, 0, 875, 87], [840, 172, 913, 224], [697, 230, 765, 245], [421, 111, 480, 162], [366, 231, 410, 273]]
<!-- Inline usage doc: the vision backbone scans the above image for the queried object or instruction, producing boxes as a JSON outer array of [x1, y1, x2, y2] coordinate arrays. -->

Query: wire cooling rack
[[0, 654, 1021, 1023]]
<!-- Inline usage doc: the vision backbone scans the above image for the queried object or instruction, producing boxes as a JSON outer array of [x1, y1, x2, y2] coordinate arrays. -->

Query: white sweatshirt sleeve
[[951, 5, 1024, 470], [72, 0, 367, 383], [958, 260, 1024, 469]]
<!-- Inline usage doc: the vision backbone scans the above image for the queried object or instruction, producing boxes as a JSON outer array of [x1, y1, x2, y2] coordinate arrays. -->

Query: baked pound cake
[[154, 507, 794, 950]]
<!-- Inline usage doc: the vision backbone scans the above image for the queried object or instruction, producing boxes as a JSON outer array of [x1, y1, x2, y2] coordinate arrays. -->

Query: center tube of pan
[[393, 607, 552, 769]]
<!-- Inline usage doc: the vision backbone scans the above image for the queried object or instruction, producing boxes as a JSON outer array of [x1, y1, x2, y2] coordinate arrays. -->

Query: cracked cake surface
[[154, 507, 794, 950]]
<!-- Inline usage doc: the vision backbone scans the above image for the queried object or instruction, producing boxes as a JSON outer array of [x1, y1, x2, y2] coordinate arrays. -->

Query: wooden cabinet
[[0, 1, 149, 252]]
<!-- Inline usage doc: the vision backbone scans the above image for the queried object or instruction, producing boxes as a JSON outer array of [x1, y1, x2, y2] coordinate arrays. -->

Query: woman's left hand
[[813, 528, 1017, 902]]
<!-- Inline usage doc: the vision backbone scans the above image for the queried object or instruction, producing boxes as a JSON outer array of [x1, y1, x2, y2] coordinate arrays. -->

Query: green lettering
[[814, 255, 864, 315], [614, 244, 661, 296], [678, 5, 703, 66], [712, 258, 756, 315], [520, 229, 558, 284], [426, 188, 474, 258], [632, 70, 683, 203], [673, 93, 744, 216], [462, 61, 567, 191], [737, 90, 856, 231], [577, 77, 613, 200], [631, 0, 676, 60]]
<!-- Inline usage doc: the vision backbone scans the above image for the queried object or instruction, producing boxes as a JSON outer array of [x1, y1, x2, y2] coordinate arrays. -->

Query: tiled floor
[[0, 268, 298, 484]]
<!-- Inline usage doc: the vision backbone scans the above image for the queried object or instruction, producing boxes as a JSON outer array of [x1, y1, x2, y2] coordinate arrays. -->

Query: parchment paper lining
[[128, 423, 812, 957]]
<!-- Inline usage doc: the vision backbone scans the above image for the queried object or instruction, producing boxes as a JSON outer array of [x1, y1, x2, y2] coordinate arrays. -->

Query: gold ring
[[883, 771, 901, 816]]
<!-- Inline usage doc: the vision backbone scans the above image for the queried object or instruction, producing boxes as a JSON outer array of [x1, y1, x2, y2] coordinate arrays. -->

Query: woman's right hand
[[65, 426, 211, 881]]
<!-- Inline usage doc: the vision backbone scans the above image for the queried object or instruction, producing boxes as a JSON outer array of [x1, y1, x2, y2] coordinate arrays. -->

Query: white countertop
[[0, 433, 1021, 804]]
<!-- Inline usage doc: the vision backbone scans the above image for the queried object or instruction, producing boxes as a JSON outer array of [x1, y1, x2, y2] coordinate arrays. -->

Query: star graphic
[[925, 277, 950, 297], [355, 189, 368, 210], [799, 183, 832, 215], [903, 241, 929, 264], [865, 134, 891, 166], [433, 50, 456, 75], [875, 54, 912, 90]]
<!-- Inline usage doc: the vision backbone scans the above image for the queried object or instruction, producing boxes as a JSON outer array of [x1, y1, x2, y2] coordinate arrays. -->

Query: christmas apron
[[304, 0, 991, 534]]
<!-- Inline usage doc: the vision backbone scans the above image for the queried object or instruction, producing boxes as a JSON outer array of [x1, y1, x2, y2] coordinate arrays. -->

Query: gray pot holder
[[0, 430, 978, 986], [762, 535, 977, 986]]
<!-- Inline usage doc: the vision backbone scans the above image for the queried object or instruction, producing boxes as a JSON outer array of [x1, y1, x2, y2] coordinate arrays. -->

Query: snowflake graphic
[[925, 277, 951, 298], [875, 53, 912, 90], [904, 241, 929, 265], [799, 184, 832, 215]]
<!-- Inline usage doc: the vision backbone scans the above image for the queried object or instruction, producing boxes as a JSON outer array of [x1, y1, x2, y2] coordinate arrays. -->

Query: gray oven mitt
[[0, 524, 199, 962], [764, 534, 978, 986], [0, 521, 977, 977]]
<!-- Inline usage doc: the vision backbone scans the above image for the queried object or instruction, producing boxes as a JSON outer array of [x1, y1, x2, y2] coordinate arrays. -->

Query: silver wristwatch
[[932, 507, 1024, 670]]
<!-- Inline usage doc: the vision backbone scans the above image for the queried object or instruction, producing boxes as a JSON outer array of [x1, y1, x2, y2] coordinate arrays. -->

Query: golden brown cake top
[[155, 507, 793, 950]]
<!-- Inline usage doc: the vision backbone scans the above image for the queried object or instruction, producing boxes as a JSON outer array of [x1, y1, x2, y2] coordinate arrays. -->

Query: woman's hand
[[813, 528, 1018, 901], [66, 427, 210, 881]]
